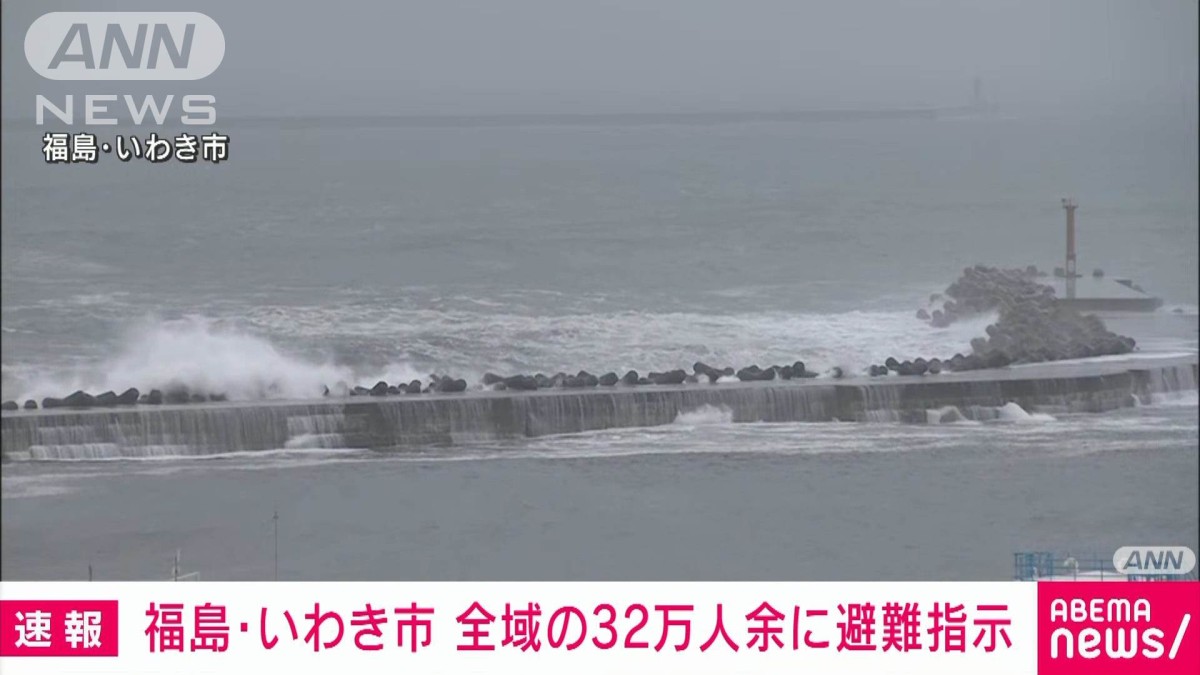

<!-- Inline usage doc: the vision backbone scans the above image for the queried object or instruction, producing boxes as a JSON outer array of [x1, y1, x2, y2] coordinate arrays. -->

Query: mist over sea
[[3, 112, 1197, 400], [2, 112, 1197, 580]]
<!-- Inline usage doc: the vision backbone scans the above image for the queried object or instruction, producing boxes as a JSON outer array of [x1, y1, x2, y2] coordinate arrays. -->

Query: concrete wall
[[2, 356, 1195, 460]]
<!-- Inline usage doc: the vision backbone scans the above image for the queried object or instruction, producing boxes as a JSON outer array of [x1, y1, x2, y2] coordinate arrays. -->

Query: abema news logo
[[1038, 581, 1198, 675]]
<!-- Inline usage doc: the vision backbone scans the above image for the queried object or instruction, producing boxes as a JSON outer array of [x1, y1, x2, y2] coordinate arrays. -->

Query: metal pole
[[88, 564, 92, 582], [1062, 198, 1078, 299], [273, 510, 279, 581], [1065, 203, 1076, 276]]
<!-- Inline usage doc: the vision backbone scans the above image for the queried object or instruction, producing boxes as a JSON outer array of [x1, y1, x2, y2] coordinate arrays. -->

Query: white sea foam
[[274, 303, 996, 381], [10, 446, 367, 464], [6, 305, 996, 402], [11, 316, 364, 402], [1144, 390, 1200, 408], [673, 404, 735, 426], [926, 406, 978, 425], [993, 402, 1057, 423]]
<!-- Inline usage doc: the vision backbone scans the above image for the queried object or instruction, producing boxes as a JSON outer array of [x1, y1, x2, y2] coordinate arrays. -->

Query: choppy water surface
[[3, 114, 1197, 401]]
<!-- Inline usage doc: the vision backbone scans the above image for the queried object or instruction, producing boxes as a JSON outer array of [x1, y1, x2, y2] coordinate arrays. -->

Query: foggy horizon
[[2, 0, 1196, 120]]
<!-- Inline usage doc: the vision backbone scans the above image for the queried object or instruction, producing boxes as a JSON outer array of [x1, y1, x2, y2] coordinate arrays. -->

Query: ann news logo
[[24, 12, 224, 126], [1114, 547, 1198, 578]]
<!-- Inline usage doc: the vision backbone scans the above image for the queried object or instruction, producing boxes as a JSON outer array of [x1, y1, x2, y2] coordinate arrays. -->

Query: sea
[[1, 110, 1197, 580]]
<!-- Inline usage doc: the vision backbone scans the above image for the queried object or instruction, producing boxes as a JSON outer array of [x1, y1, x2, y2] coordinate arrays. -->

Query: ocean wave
[[3, 316, 406, 403], [992, 402, 1057, 423], [673, 404, 734, 426], [233, 299, 1000, 375], [925, 406, 980, 425], [1145, 390, 1200, 408], [3, 305, 997, 402]]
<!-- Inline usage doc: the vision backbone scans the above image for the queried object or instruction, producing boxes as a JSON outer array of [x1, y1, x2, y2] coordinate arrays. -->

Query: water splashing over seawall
[[2, 356, 1195, 461]]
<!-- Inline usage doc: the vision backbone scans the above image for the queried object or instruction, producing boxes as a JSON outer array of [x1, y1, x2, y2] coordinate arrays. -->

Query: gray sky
[[2, 0, 1197, 118]]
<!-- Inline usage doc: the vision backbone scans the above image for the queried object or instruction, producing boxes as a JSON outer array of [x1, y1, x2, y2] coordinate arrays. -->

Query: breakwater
[[2, 355, 1195, 461]]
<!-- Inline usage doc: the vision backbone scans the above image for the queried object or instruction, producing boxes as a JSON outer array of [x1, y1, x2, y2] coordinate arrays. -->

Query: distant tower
[[1061, 197, 1078, 298], [972, 77, 983, 109]]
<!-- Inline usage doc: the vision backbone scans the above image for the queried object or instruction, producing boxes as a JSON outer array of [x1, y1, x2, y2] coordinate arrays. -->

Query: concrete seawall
[[2, 355, 1196, 460]]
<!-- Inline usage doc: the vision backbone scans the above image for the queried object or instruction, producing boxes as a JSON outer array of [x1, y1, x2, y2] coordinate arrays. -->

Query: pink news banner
[[0, 579, 1197, 674]]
